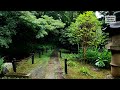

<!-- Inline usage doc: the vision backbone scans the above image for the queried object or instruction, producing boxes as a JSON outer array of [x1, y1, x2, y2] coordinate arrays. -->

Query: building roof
[[109, 21, 120, 28]]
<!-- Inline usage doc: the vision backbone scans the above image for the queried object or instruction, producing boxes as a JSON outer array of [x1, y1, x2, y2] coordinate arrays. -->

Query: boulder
[[1, 63, 12, 74]]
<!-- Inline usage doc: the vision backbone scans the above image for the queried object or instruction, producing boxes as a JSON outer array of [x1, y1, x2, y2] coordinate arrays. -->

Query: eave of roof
[[109, 21, 120, 28]]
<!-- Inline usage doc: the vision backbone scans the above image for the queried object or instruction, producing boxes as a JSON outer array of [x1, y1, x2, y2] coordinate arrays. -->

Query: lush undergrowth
[[59, 52, 111, 79]]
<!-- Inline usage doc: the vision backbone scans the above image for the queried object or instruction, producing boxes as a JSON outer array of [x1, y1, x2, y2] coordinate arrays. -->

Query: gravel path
[[29, 61, 48, 79], [29, 50, 64, 79], [45, 50, 64, 79]]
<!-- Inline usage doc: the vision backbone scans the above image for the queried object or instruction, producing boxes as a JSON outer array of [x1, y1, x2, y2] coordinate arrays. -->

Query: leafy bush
[[0, 57, 4, 72], [79, 66, 90, 76], [60, 49, 70, 53], [95, 49, 111, 68], [86, 48, 99, 64], [95, 57, 106, 67], [35, 44, 54, 53], [67, 60, 79, 67], [62, 53, 78, 60], [79, 47, 111, 68], [79, 47, 99, 63]]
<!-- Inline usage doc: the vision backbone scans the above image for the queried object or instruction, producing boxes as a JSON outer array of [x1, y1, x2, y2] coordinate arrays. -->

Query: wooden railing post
[[31, 53, 34, 64], [60, 50, 62, 58], [12, 58, 16, 72], [41, 49, 44, 55], [65, 59, 67, 74], [38, 50, 41, 58]]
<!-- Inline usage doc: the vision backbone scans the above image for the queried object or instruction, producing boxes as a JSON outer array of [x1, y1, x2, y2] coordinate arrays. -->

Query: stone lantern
[[104, 11, 120, 78]]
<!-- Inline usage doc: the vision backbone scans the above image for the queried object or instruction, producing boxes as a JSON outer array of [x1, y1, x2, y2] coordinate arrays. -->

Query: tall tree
[[0, 11, 20, 48], [0, 11, 65, 59], [66, 11, 102, 62]]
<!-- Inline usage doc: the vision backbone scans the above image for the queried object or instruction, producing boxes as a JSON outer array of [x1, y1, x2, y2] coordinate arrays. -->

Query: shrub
[[86, 48, 99, 64], [79, 47, 99, 64], [60, 49, 70, 53], [95, 57, 106, 67], [0, 57, 4, 72], [67, 60, 79, 67], [79, 66, 90, 76], [95, 48, 111, 68], [63, 53, 79, 60], [79, 47, 111, 68]]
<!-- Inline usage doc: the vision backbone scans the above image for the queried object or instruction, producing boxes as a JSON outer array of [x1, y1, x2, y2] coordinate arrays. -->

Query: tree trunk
[[82, 43, 84, 64], [77, 43, 79, 54], [82, 38, 87, 64], [83, 46, 87, 63], [82, 35, 86, 64]]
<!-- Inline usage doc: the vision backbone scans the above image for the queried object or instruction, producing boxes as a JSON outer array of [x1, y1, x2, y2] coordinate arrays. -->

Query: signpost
[[105, 15, 116, 24]]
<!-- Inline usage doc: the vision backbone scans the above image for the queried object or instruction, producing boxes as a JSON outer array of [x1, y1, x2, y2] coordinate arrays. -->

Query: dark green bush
[[0, 57, 4, 72], [79, 47, 99, 63], [95, 49, 111, 68], [86, 48, 99, 64], [60, 49, 70, 53], [79, 47, 111, 68]]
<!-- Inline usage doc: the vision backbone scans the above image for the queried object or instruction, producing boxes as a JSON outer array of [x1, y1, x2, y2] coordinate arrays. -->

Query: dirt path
[[29, 49, 64, 79], [45, 50, 64, 79], [29, 60, 48, 79]]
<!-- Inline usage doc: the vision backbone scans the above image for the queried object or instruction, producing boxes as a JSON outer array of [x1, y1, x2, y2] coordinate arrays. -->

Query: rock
[[105, 74, 120, 79], [92, 67, 100, 72], [3, 63, 12, 69], [1, 63, 12, 74], [105, 75, 113, 79], [1, 67, 9, 74]]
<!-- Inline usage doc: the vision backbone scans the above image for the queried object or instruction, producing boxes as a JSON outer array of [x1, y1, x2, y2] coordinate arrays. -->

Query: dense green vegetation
[[63, 11, 107, 62], [0, 11, 113, 78], [60, 52, 110, 79], [0, 11, 66, 61]]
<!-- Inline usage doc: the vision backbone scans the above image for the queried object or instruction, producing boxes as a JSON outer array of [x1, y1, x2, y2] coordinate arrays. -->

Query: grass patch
[[60, 53, 110, 79], [6, 50, 53, 75]]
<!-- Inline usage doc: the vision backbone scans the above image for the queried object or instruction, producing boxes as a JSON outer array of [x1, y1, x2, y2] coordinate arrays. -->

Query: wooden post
[[38, 50, 41, 58], [78, 43, 79, 54], [41, 49, 44, 55], [65, 59, 67, 74], [31, 53, 34, 64], [46, 48, 47, 53], [12, 58, 16, 72], [60, 50, 62, 58]]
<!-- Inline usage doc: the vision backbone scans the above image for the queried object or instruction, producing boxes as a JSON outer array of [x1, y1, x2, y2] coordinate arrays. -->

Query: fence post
[[12, 58, 16, 72], [31, 53, 34, 64], [65, 59, 67, 74], [41, 49, 44, 55], [38, 50, 41, 58], [60, 50, 62, 58], [45, 48, 47, 53]]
